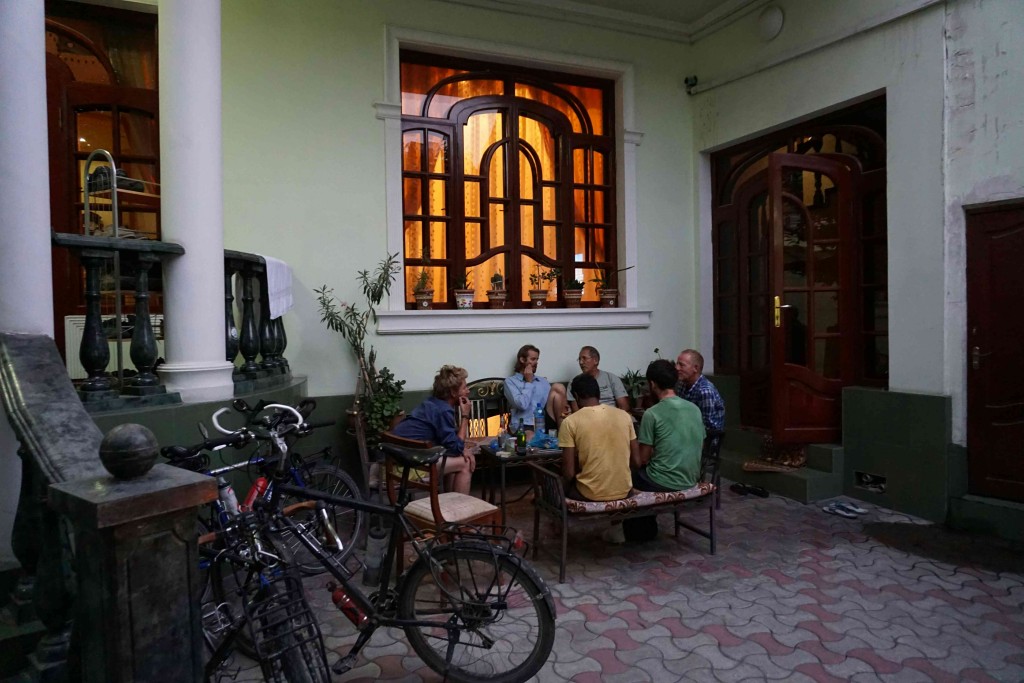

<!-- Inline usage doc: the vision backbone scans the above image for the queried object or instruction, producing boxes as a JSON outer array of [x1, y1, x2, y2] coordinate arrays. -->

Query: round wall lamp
[[757, 5, 785, 42]]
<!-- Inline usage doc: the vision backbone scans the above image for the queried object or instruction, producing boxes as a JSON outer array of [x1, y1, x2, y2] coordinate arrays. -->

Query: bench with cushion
[[528, 431, 722, 582]]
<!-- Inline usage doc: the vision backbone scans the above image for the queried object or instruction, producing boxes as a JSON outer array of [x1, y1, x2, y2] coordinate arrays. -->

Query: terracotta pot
[[529, 289, 549, 308], [598, 287, 618, 308], [563, 289, 583, 308], [486, 289, 507, 309], [453, 289, 475, 310], [413, 290, 434, 310]]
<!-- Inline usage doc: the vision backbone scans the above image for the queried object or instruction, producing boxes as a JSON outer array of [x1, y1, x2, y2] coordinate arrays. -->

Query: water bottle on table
[[533, 403, 546, 434]]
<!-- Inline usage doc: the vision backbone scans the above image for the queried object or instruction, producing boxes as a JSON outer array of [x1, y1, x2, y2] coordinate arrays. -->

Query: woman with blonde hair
[[391, 364, 477, 494]]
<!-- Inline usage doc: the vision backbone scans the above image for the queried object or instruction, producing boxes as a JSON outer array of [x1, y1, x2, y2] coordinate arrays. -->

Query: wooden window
[[400, 51, 616, 308]]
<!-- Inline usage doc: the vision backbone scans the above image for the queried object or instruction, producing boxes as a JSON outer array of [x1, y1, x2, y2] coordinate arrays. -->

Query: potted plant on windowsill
[[486, 270, 506, 309], [412, 268, 434, 310], [590, 265, 634, 308], [562, 276, 585, 308], [528, 267, 560, 308], [452, 270, 475, 310]]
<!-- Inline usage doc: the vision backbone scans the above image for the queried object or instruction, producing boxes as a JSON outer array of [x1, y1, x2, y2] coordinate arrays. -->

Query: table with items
[[477, 444, 562, 525]]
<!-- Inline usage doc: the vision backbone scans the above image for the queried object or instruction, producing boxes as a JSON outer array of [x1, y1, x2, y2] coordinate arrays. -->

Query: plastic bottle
[[241, 476, 269, 512], [327, 581, 369, 629], [217, 476, 240, 516], [533, 402, 546, 434]]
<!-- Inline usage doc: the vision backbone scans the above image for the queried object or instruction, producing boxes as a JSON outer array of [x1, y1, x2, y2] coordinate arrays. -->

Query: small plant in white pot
[[528, 267, 560, 308], [590, 265, 633, 308], [412, 269, 434, 310], [562, 276, 585, 308], [486, 270, 507, 309], [452, 270, 475, 310]]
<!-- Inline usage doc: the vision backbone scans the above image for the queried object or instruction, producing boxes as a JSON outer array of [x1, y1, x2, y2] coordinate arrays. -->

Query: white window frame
[[375, 26, 649, 333]]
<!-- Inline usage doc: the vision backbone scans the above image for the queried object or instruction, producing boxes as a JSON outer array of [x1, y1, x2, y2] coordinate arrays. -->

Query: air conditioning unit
[[64, 315, 165, 380]]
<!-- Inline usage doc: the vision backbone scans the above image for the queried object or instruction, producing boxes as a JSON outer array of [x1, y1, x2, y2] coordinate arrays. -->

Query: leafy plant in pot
[[528, 267, 560, 308], [620, 368, 647, 410], [315, 253, 406, 446], [590, 265, 634, 308], [486, 270, 507, 309], [452, 270, 475, 310], [562, 276, 585, 308], [412, 268, 434, 310]]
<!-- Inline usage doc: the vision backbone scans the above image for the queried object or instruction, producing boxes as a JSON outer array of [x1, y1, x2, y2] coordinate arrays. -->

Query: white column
[[158, 0, 235, 402], [0, 0, 51, 565]]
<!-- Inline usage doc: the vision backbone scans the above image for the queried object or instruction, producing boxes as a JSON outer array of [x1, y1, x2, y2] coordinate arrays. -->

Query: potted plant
[[562, 275, 585, 308], [412, 268, 434, 310], [452, 270, 475, 310], [528, 267, 560, 308], [590, 265, 634, 308], [620, 368, 646, 410], [486, 270, 507, 309]]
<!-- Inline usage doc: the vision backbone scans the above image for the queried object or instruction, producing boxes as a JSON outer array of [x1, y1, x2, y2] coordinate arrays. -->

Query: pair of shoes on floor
[[602, 524, 625, 544], [822, 500, 869, 518], [729, 482, 770, 497]]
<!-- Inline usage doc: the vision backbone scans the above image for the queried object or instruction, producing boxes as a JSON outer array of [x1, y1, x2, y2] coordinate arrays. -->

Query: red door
[[768, 154, 858, 444], [966, 203, 1024, 502]]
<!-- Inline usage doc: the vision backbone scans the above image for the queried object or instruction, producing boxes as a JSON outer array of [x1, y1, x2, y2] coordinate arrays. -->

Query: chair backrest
[[463, 377, 509, 438], [700, 429, 725, 484], [380, 430, 438, 506]]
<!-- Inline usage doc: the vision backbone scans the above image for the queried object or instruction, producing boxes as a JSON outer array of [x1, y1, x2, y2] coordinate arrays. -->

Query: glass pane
[[46, 31, 115, 86], [77, 110, 113, 152], [519, 150, 536, 200], [520, 116, 555, 182], [717, 221, 736, 257], [783, 292, 808, 366], [748, 295, 766, 331], [119, 111, 156, 156], [863, 239, 887, 285], [863, 288, 888, 332], [119, 162, 158, 193], [427, 132, 447, 174], [401, 62, 467, 115], [574, 227, 587, 261], [543, 225, 558, 259], [591, 227, 606, 262], [865, 335, 889, 378], [813, 242, 839, 286], [863, 191, 886, 237], [573, 149, 586, 184], [812, 291, 839, 334], [404, 221, 423, 259], [592, 151, 606, 185], [428, 221, 447, 259], [465, 221, 482, 259], [718, 296, 739, 332], [782, 198, 808, 287], [403, 130, 422, 172], [591, 190, 606, 224], [488, 202, 506, 248], [514, 83, 583, 133], [814, 338, 840, 379], [428, 179, 446, 216], [749, 334, 767, 369], [118, 211, 157, 238], [748, 255, 766, 293], [717, 258, 736, 295], [717, 333, 738, 369], [748, 193, 768, 252], [521, 205, 535, 247], [427, 78, 502, 118], [465, 181, 481, 218], [554, 82, 605, 135], [542, 187, 557, 221], [574, 190, 588, 222], [465, 112, 502, 176], [403, 177, 422, 215], [488, 145, 506, 199]]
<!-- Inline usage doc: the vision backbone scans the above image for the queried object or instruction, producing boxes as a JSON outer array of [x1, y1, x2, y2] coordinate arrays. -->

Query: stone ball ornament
[[100, 423, 161, 479]]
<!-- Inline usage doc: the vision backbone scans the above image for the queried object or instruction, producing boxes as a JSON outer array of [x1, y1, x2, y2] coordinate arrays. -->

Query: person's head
[[514, 344, 540, 373], [675, 349, 704, 386], [570, 373, 601, 405], [432, 365, 469, 403], [646, 359, 677, 392], [577, 346, 600, 375]]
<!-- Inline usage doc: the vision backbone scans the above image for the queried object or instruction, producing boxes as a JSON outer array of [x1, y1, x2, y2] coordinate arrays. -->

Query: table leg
[[500, 461, 507, 526]]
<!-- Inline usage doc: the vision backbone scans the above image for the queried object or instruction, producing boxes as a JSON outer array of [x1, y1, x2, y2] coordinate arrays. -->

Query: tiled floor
[[229, 480, 1024, 682]]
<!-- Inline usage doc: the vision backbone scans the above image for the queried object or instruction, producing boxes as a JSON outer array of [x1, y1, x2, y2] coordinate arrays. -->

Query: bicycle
[[208, 401, 558, 683]]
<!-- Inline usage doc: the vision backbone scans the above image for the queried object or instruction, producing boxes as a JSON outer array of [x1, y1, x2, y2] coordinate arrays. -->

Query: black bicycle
[[208, 401, 557, 683]]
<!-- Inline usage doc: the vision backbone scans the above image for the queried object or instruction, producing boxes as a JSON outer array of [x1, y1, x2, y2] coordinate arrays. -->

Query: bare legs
[[547, 383, 567, 427], [442, 453, 473, 494]]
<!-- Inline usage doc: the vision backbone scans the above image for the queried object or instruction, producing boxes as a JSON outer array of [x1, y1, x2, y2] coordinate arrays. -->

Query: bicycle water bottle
[[327, 581, 369, 630], [241, 476, 269, 511], [217, 476, 240, 516], [533, 402, 546, 433]]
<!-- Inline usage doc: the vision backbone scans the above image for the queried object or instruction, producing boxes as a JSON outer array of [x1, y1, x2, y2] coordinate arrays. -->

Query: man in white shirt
[[566, 346, 630, 412]]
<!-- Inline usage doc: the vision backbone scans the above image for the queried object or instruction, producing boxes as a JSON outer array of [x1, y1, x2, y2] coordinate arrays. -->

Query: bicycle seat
[[380, 443, 447, 469]]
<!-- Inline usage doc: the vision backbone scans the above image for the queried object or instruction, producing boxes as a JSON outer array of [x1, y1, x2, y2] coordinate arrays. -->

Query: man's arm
[[561, 445, 578, 483], [503, 375, 532, 411], [629, 438, 640, 468], [634, 443, 652, 469], [615, 395, 631, 411]]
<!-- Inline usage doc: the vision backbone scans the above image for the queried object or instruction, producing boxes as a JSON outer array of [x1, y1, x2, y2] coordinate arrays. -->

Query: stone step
[[720, 447, 843, 504], [806, 443, 843, 473]]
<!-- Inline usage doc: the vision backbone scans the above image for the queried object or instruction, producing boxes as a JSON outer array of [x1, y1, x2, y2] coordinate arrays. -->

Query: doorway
[[966, 202, 1024, 503], [711, 97, 888, 445]]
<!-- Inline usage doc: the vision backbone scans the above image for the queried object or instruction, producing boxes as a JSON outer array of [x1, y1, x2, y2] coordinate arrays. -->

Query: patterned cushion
[[564, 482, 715, 514], [406, 492, 498, 524]]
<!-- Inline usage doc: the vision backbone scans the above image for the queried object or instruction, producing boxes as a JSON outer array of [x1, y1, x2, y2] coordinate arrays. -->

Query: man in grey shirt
[[566, 346, 630, 412]]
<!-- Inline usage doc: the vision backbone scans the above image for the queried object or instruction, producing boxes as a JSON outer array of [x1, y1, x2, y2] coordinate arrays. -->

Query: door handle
[[971, 346, 990, 370], [773, 296, 792, 328]]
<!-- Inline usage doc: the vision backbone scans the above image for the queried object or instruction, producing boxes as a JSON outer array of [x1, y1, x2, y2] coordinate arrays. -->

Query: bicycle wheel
[[250, 576, 331, 683], [399, 544, 556, 683], [279, 465, 365, 574]]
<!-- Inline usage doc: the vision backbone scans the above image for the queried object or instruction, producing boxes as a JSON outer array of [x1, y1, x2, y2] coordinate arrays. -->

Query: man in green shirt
[[633, 359, 706, 492]]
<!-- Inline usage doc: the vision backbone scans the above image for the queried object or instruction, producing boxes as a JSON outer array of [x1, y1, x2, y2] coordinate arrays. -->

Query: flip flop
[[743, 484, 770, 498], [729, 483, 748, 496], [835, 500, 868, 515], [822, 502, 857, 519]]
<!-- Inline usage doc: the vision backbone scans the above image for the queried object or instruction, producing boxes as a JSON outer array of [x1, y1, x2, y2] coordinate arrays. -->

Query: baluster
[[257, 265, 280, 371], [224, 262, 239, 365], [123, 253, 163, 393], [78, 251, 115, 396], [238, 264, 261, 374], [274, 317, 289, 372]]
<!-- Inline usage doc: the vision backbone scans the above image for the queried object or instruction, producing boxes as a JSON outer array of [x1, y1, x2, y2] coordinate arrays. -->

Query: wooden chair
[[380, 430, 499, 573], [462, 377, 510, 502]]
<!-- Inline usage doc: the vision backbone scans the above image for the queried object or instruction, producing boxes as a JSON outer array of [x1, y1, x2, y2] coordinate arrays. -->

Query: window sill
[[376, 308, 653, 335]]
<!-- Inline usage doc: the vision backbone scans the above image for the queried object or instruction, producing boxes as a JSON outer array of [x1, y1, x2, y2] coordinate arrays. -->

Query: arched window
[[400, 51, 616, 308]]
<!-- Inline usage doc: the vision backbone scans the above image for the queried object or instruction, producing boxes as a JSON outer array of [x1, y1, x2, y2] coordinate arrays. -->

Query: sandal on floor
[[835, 500, 868, 515], [822, 502, 857, 519], [729, 483, 748, 496]]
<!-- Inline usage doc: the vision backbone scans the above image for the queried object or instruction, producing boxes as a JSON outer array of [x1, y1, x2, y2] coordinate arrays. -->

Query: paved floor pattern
[[229, 482, 1024, 682]]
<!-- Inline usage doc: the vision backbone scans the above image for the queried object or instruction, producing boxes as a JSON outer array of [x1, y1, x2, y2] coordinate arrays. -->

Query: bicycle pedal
[[331, 654, 358, 675]]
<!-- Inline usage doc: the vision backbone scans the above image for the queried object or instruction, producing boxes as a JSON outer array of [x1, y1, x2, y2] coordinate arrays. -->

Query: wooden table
[[477, 445, 562, 525]]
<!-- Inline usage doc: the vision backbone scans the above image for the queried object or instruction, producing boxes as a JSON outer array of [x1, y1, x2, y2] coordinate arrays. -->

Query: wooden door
[[735, 172, 771, 429], [966, 203, 1024, 502], [768, 153, 857, 444]]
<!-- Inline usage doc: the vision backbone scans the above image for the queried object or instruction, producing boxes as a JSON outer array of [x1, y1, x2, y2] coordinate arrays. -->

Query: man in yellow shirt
[[558, 374, 637, 503]]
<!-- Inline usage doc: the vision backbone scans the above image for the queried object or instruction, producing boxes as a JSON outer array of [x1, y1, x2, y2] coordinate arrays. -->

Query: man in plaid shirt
[[674, 349, 725, 433]]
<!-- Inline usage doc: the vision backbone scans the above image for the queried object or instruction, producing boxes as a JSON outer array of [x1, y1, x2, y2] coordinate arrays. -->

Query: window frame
[[376, 27, 650, 333]]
